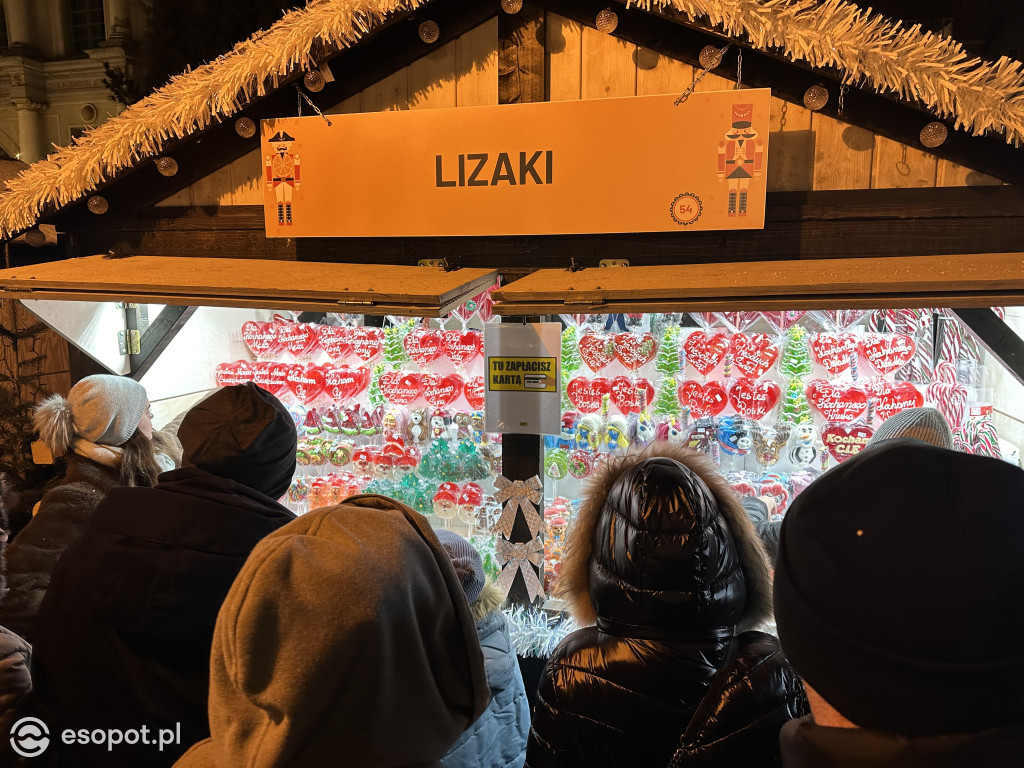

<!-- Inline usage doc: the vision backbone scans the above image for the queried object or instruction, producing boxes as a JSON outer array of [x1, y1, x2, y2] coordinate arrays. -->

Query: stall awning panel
[[0, 256, 498, 316], [492, 253, 1024, 314]]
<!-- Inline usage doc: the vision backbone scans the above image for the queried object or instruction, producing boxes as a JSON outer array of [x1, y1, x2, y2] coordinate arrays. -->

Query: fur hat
[[556, 442, 772, 634], [434, 529, 486, 604], [867, 406, 953, 450], [774, 439, 1024, 737], [178, 383, 297, 500], [35, 374, 148, 453]]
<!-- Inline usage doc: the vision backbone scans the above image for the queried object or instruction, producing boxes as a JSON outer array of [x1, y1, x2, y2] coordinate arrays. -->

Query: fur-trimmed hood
[[470, 579, 505, 623], [556, 442, 772, 634]]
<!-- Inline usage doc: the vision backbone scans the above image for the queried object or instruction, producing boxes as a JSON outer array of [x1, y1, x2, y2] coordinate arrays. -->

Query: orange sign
[[261, 89, 771, 237]]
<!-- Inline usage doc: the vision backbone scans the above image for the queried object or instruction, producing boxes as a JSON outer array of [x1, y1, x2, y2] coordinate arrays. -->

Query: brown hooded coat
[[173, 494, 490, 768], [526, 444, 807, 768]]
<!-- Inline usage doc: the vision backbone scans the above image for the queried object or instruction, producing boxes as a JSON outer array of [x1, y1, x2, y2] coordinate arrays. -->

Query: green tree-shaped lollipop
[[779, 325, 813, 379], [779, 376, 813, 424]]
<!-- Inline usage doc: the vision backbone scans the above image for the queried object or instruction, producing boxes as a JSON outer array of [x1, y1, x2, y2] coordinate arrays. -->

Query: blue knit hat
[[434, 529, 485, 604]]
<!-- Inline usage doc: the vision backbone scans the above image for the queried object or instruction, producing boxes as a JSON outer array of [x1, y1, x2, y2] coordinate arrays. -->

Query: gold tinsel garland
[[633, 0, 1024, 143], [0, 0, 428, 238], [0, 0, 1022, 239]]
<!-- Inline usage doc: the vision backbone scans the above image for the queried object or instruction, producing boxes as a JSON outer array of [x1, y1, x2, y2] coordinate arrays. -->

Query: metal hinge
[[418, 258, 453, 271], [117, 329, 141, 355], [337, 300, 375, 306], [599, 259, 629, 268], [565, 298, 603, 306]]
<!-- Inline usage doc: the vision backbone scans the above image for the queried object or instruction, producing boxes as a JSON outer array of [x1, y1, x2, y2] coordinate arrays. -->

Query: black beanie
[[774, 438, 1024, 737], [178, 383, 297, 500]]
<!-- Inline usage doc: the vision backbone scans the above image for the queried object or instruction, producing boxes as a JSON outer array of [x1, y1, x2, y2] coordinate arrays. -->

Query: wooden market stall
[[0, 0, 1023, 611]]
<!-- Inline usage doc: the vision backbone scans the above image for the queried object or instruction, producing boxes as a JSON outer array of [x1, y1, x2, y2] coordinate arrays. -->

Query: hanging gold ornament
[[418, 21, 440, 44], [595, 10, 618, 34], [234, 117, 257, 139], [501, 0, 523, 13], [802, 85, 829, 111], [155, 157, 178, 177], [698, 45, 724, 70], [87, 195, 109, 215], [303, 70, 325, 93], [920, 121, 948, 148]]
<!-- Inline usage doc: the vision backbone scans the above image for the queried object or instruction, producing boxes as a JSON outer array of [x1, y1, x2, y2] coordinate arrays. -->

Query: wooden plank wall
[[544, 14, 1000, 193], [162, 14, 1000, 207], [156, 19, 499, 208]]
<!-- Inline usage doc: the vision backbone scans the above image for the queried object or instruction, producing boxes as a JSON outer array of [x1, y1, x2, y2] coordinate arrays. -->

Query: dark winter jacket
[[779, 716, 1024, 767], [29, 467, 295, 768], [443, 581, 530, 768], [526, 444, 807, 768], [0, 624, 31, 738], [0, 454, 122, 641]]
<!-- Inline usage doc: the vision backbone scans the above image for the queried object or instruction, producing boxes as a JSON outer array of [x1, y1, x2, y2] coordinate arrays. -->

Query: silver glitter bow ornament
[[495, 536, 545, 603], [493, 475, 544, 537]]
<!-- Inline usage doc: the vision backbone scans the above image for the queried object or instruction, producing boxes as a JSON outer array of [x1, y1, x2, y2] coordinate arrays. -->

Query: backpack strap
[[668, 636, 740, 767]]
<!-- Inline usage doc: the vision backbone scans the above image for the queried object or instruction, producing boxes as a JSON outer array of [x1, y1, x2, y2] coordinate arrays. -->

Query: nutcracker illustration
[[717, 104, 764, 217], [266, 131, 300, 225]]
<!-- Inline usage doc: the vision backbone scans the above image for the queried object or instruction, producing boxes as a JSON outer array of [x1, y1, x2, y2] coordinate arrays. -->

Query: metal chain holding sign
[[294, 84, 333, 126], [675, 45, 731, 106]]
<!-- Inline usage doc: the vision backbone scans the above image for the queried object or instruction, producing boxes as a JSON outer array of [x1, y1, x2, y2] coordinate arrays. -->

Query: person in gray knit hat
[[435, 529, 529, 768], [866, 406, 953, 450], [0, 375, 181, 640]]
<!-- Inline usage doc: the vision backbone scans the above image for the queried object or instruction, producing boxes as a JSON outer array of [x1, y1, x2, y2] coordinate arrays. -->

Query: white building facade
[[0, 0, 146, 162]]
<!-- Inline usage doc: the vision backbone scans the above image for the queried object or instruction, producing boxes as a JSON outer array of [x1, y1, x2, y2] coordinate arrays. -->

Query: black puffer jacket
[[526, 444, 807, 768]]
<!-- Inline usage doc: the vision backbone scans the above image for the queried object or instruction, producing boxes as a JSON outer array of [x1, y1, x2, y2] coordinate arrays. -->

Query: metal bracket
[[418, 258, 451, 270], [951, 308, 1024, 388], [599, 259, 629, 268], [117, 329, 141, 355], [129, 305, 197, 380]]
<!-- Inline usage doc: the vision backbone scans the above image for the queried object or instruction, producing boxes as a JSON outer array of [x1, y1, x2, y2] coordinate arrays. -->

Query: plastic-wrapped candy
[[630, 410, 658, 447], [576, 414, 603, 453], [288, 404, 307, 434], [717, 416, 754, 456], [457, 439, 491, 480], [604, 415, 630, 453], [326, 440, 354, 467], [432, 483, 459, 519], [287, 475, 310, 505], [545, 449, 569, 480], [458, 483, 484, 525], [558, 412, 578, 450]]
